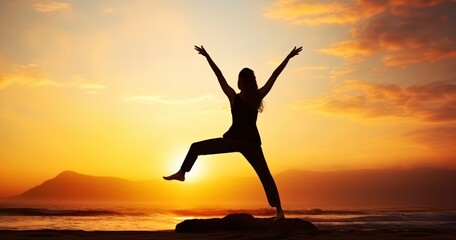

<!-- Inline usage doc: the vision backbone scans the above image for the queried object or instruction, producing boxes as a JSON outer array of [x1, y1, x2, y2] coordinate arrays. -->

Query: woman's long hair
[[238, 68, 263, 112]]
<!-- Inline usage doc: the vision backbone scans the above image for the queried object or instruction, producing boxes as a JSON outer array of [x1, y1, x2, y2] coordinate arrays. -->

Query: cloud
[[0, 64, 106, 94], [304, 79, 456, 122], [101, 8, 114, 14], [347, 2, 456, 67], [264, 0, 383, 25], [319, 40, 374, 60], [403, 126, 456, 160], [124, 94, 225, 107], [124, 93, 228, 114], [33, 1, 71, 12], [404, 126, 456, 150], [0, 64, 62, 89], [266, 0, 456, 67], [294, 65, 330, 72], [265, 0, 450, 25], [68, 75, 106, 94]]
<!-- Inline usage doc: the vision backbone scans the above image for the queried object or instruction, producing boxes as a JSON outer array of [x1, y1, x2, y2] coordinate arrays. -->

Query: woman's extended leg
[[163, 138, 246, 181], [241, 145, 284, 221], [164, 139, 284, 221]]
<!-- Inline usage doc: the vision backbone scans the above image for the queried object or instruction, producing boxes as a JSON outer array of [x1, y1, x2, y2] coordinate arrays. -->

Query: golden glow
[[166, 150, 207, 182], [0, 0, 455, 199]]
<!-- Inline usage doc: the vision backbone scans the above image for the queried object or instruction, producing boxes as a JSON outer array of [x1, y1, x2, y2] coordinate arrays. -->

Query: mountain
[[276, 168, 456, 208], [8, 168, 456, 208], [13, 171, 148, 202]]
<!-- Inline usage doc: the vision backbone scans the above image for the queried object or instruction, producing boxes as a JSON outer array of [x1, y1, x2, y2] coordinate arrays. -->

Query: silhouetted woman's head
[[238, 68, 263, 112]]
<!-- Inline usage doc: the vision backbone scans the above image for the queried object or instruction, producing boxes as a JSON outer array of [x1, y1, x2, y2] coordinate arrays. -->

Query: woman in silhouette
[[164, 45, 302, 221]]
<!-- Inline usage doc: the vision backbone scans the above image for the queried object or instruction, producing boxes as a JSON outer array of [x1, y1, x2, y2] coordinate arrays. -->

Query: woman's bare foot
[[163, 171, 185, 181], [273, 207, 285, 222]]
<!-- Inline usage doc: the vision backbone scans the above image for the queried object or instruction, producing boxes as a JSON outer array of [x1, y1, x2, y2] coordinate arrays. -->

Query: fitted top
[[223, 94, 261, 145]]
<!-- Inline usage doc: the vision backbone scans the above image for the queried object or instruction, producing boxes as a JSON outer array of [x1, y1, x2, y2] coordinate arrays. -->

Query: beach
[[1, 229, 456, 240]]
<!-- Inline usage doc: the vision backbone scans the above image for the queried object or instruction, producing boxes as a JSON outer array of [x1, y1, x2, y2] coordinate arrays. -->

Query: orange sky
[[1, 0, 456, 198]]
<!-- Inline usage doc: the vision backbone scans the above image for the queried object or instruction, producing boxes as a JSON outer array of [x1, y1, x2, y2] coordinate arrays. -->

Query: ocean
[[1, 204, 455, 231]]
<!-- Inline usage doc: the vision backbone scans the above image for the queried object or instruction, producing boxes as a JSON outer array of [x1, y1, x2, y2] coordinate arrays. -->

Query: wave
[[168, 208, 367, 217], [338, 213, 456, 223], [169, 208, 456, 226], [1, 206, 456, 231], [0, 208, 124, 217]]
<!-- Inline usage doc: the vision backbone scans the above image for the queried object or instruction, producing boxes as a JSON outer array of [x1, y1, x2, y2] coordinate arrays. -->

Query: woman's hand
[[195, 45, 209, 57], [194, 45, 235, 99], [287, 46, 303, 59], [259, 46, 303, 99]]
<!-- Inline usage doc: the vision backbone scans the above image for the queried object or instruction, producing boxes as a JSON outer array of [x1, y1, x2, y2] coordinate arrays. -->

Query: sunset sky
[[1, 0, 455, 198]]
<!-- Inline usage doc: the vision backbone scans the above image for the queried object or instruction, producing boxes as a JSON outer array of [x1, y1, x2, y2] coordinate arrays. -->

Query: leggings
[[180, 138, 281, 208]]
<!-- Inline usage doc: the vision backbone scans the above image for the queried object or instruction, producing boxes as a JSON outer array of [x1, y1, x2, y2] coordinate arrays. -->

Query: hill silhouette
[[8, 168, 456, 208], [14, 171, 146, 202], [276, 168, 456, 207]]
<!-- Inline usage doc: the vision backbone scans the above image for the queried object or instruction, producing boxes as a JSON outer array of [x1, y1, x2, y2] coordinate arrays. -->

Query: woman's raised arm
[[259, 46, 302, 99], [195, 45, 235, 101]]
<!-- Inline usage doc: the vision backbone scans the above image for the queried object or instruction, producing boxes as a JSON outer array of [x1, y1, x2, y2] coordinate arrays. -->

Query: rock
[[175, 213, 317, 233]]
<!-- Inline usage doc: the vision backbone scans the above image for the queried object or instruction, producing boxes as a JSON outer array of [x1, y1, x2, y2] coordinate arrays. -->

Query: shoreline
[[1, 229, 455, 240]]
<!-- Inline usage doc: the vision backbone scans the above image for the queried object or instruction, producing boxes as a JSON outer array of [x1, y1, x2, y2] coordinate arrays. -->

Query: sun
[[166, 150, 206, 182]]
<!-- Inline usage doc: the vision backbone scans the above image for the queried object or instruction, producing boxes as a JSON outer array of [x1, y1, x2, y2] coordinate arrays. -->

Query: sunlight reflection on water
[[1, 204, 455, 231]]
